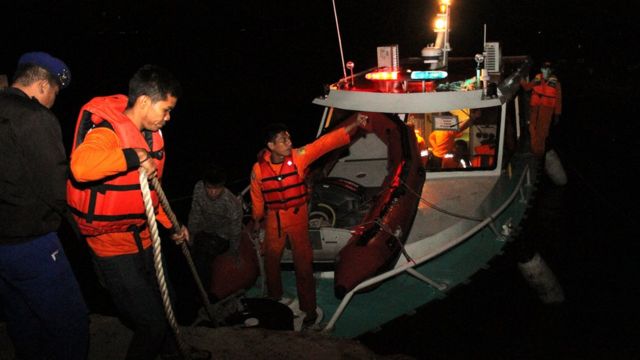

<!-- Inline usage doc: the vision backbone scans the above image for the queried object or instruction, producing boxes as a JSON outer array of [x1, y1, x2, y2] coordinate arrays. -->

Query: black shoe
[[301, 307, 324, 331], [302, 310, 318, 326]]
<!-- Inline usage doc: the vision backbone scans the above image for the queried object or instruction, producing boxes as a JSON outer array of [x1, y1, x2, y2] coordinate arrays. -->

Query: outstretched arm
[[343, 112, 369, 134], [297, 112, 369, 168]]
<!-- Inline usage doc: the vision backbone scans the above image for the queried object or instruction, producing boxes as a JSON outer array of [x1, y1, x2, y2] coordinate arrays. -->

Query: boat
[[209, 0, 548, 338]]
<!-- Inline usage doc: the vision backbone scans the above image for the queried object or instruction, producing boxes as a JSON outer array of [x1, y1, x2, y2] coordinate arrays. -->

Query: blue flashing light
[[410, 70, 448, 80]]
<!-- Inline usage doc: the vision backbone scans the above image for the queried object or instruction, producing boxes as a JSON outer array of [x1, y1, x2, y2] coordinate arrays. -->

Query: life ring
[[309, 202, 337, 228]]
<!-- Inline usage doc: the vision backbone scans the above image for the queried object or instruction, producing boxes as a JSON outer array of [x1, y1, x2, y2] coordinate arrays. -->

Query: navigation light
[[365, 71, 399, 81], [410, 70, 448, 80]]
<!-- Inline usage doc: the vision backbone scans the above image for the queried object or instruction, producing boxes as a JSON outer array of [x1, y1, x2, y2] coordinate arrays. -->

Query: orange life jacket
[[471, 144, 495, 168], [259, 155, 307, 210], [66, 95, 165, 236], [530, 75, 559, 108]]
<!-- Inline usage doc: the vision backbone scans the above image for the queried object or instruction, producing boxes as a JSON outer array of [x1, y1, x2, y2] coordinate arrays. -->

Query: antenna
[[482, 24, 501, 73], [332, 0, 348, 81], [483, 23, 487, 46]]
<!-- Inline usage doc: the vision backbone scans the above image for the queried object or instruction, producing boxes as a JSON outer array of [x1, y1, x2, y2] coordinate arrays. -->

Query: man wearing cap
[[0, 52, 89, 359]]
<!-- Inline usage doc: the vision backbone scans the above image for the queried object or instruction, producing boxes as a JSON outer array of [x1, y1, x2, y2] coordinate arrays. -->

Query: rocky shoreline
[[0, 314, 413, 359]]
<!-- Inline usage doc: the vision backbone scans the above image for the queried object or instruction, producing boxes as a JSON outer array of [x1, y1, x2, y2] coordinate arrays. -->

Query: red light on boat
[[365, 71, 399, 81]]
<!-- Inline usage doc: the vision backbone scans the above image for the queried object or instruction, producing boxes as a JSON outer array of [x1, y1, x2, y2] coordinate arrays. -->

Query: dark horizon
[[4, 1, 635, 194]]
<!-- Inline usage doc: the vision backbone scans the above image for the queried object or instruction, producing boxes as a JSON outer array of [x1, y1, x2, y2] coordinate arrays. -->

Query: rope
[[344, 176, 502, 267], [148, 176, 216, 325], [399, 178, 484, 222], [374, 219, 415, 265], [245, 228, 267, 297], [138, 169, 191, 359], [398, 178, 506, 240]]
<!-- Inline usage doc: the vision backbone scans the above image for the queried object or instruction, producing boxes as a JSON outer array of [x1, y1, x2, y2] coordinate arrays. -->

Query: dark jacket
[[0, 87, 68, 243]]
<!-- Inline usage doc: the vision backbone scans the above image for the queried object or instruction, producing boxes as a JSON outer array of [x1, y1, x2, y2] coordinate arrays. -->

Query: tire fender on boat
[[544, 149, 567, 186], [517, 252, 565, 304]]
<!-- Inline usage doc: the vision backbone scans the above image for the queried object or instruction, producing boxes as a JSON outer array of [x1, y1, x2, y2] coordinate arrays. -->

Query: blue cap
[[18, 51, 71, 89]]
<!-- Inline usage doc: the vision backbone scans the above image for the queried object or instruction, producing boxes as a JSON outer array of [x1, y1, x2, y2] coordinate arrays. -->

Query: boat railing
[[322, 163, 532, 333]]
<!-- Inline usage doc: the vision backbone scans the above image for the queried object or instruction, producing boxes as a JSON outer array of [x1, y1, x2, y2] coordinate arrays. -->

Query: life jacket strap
[[128, 223, 149, 274]]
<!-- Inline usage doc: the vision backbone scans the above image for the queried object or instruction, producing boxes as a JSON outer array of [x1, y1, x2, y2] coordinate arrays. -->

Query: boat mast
[[421, 0, 451, 69], [331, 0, 348, 82]]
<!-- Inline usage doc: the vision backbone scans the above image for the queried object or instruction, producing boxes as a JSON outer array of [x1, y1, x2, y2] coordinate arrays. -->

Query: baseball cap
[[18, 51, 71, 88]]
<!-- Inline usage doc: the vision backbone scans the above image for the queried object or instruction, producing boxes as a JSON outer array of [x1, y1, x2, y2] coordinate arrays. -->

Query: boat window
[[407, 106, 501, 171]]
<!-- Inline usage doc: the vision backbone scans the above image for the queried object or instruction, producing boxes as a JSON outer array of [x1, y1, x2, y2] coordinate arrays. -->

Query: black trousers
[[92, 247, 177, 360]]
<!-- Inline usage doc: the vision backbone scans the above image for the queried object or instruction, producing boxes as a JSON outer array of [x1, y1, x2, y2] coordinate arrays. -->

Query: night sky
[[3, 1, 633, 152], [4, 1, 632, 152], [3, 0, 639, 358]]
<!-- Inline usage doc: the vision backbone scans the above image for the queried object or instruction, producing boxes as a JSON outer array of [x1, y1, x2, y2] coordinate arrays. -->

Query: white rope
[[148, 176, 216, 325], [246, 229, 267, 297], [139, 169, 191, 359]]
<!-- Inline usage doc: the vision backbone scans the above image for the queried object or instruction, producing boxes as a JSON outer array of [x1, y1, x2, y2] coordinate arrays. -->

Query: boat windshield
[[408, 105, 501, 171]]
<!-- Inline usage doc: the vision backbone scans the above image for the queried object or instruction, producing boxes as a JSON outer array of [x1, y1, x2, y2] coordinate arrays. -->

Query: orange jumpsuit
[[250, 128, 350, 313], [69, 127, 172, 256], [522, 74, 562, 157], [428, 130, 461, 159], [415, 130, 428, 167], [471, 143, 496, 168]]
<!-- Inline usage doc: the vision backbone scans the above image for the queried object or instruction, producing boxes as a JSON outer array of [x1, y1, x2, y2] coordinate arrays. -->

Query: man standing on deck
[[250, 113, 368, 327], [0, 51, 89, 360], [67, 64, 209, 360], [521, 61, 562, 157]]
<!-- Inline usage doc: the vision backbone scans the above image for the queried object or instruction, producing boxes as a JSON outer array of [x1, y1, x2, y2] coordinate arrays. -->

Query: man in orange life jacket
[[521, 61, 562, 157], [250, 113, 368, 325], [427, 109, 478, 169], [67, 65, 209, 360]]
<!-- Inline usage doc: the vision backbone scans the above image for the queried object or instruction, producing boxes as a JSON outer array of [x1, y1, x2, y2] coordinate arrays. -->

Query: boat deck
[[402, 175, 500, 262], [409, 176, 499, 240]]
